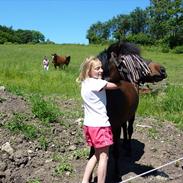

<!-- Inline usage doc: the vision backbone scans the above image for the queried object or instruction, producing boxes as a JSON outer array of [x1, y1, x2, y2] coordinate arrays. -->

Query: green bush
[[172, 46, 183, 54], [161, 45, 169, 53], [126, 33, 154, 45]]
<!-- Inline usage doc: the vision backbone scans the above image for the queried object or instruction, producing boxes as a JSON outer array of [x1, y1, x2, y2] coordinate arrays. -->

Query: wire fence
[[121, 156, 183, 183]]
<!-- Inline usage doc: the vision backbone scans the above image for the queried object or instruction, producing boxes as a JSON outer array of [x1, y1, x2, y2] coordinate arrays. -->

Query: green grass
[[138, 85, 183, 129], [142, 47, 183, 85], [0, 44, 105, 98], [30, 94, 61, 124], [5, 113, 38, 140], [0, 43, 183, 128]]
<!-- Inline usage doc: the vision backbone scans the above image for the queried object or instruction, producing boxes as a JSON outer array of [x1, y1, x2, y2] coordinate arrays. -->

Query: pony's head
[[141, 61, 167, 83], [98, 41, 167, 84]]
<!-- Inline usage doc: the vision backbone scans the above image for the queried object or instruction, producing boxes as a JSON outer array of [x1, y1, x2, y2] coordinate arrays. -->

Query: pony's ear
[[111, 52, 117, 59]]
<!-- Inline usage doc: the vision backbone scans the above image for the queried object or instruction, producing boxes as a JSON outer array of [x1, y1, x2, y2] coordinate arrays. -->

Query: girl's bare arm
[[104, 82, 119, 90]]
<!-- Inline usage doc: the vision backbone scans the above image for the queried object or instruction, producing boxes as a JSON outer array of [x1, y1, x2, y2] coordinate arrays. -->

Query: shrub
[[161, 45, 169, 53], [126, 33, 154, 45], [172, 46, 183, 54]]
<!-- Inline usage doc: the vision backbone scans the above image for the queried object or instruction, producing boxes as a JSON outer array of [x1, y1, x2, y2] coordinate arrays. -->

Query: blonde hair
[[77, 56, 101, 82]]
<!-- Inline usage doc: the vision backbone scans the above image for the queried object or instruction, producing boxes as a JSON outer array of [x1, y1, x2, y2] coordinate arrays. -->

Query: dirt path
[[0, 89, 182, 183]]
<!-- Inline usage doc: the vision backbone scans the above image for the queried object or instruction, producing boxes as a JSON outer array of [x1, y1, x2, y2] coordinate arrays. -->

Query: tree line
[[0, 25, 54, 44], [0, 0, 182, 49], [86, 0, 183, 48]]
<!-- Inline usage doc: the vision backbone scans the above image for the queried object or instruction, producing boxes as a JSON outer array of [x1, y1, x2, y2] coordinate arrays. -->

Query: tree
[[86, 0, 183, 47], [129, 7, 148, 34], [86, 21, 110, 44], [148, 0, 183, 47], [31, 30, 45, 43], [0, 25, 47, 44], [112, 15, 131, 41]]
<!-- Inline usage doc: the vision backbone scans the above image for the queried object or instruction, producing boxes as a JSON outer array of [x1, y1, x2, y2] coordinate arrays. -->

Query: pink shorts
[[83, 126, 113, 148]]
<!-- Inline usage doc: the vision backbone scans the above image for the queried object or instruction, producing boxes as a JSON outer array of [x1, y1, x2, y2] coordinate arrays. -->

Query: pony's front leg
[[122, 122, 131, 156], [122, 122, 127, 144]]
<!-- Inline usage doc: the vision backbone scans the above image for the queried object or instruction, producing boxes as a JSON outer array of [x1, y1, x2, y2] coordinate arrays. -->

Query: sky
[[0, 0, 150, 44]]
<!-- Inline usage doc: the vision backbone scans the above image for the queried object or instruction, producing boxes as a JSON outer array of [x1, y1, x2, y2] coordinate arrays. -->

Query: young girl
[[42, 56, 49, 71], [77, 56, 119, 183]]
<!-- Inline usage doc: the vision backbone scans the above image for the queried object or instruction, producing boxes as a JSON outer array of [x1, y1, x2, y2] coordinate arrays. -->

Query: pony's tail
[[66, 56, 71, 65]]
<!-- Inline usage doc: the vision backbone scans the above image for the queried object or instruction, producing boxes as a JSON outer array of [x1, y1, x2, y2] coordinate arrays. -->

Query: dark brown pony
[[52, 53, 71, 69], [89, 41, 167, 182]]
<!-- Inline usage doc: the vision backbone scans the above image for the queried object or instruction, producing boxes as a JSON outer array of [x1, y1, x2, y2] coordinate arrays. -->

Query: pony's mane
[[97, 50, 110, 79], [97, 41, 151, 84], [106, 41, 141, 59]]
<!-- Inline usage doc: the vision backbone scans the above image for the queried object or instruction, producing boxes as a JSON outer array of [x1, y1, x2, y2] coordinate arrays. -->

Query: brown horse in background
[[52, 53, 71, 69], [88, 41, 167, 182]]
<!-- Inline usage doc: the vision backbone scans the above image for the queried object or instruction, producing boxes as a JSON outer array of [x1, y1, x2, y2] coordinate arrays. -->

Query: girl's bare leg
[[96, 146, 109, 183], [82, 154, 97, 183]]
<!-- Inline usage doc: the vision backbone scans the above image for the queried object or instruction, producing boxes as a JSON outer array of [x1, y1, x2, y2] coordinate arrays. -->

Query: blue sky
[[0, 0, 150, 44]]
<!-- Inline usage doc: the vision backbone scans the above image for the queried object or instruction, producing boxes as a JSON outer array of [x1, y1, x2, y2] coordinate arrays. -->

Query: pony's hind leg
[[127, 115, 135, 155], [122, 122, 131, 156], [121, 115, 135, 155], [128, 116, 135, 141]]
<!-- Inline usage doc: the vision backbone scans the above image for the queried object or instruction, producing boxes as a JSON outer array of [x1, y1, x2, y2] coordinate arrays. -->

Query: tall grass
[[0, 44, 183, 128], [142, 47, 183, 85], [0, 44, 105, 98], [138, 85, 183, 129]]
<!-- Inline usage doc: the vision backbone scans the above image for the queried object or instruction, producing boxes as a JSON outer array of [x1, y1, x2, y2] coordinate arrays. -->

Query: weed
[[30, 94, 61, 123], [38, 135, 49, 150], [27, 179, 41, 183], [52, 153, 62, 162], [7, 86, 25, 96], [148, 128, 158, 139], [5, 113, 37, 139], [162, 86, 183, 113], [73, 148, 89, 159], [54, 156, 73, 175]]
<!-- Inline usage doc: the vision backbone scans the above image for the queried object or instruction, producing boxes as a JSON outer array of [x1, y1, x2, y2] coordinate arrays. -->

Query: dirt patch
[[0, 89, 182, 183]]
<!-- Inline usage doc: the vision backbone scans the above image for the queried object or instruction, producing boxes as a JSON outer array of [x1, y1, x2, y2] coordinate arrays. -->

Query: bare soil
[[0, 88, 182, 183]]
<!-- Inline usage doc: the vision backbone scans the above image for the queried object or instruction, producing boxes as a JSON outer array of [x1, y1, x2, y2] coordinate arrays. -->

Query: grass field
[[0, 44, 106, 98], [0, 44, 183, 128]]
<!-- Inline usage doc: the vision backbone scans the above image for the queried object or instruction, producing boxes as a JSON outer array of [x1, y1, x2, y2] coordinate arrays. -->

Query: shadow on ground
[[105, 139, 168, 183]]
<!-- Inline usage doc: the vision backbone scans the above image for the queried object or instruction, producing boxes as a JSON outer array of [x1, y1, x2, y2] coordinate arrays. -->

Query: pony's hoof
[[114, 176, 122, 183]]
